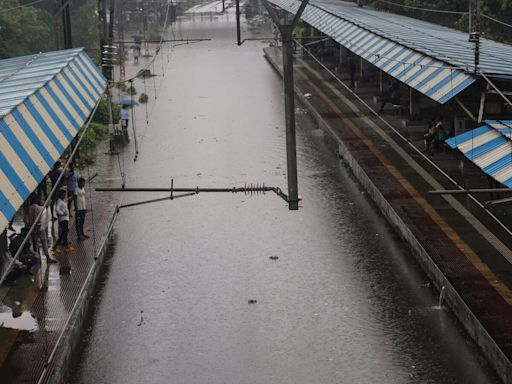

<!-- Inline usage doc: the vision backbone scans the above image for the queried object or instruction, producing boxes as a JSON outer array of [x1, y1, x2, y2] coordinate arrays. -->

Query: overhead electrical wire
[[4, 0, 48, 12], [482, 13, 512, 29], [295, 39, 512, 239], [129, 1, 174, 156], [374, 0, 468, 15], [125, 0, 172, 83]]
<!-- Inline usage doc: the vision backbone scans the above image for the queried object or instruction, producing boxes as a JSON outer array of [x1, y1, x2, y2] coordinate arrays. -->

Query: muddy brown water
[[68, 9, 501, 384]]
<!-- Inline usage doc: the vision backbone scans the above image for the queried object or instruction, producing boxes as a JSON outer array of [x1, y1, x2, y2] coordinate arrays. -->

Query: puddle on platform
[[0, 307, 38, 332]]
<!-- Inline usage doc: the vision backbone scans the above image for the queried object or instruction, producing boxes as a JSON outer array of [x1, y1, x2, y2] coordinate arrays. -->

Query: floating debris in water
[[248, 299, 257, 304], [137, 310, 144, 326], [269, 256, 279, 260]]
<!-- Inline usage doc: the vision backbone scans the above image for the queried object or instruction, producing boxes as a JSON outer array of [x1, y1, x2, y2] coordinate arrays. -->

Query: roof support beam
[[454, 97, 477, 122], [478, 84, 489, 123], [487, 90, 512, 96]]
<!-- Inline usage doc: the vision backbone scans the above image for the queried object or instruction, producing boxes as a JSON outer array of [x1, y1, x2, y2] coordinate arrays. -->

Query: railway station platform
[[0, 180, 118, 383], [264, 45, 512, 383]]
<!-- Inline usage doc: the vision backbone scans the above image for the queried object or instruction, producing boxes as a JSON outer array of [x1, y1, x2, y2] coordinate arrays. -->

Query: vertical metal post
[[102, 0, 108, 44], [118, 0, 125, 80], [107, 87, 116, 152], [262, 0, 308, 210], [54, 0, 72, 49], [62, 0, 72, 48], [143, 5, 149, 55], [236, 0, 241, 45], [108, 0, 115, 43], [409, 87, 413, 117], [468, 0, 472, 34], [469, 0, 480, 73], [222, 0, 225, 12], [281, 26, 299, 210]]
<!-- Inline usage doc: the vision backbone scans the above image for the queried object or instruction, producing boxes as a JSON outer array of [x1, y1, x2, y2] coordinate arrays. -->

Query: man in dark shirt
[[49, 161, 63, 221]]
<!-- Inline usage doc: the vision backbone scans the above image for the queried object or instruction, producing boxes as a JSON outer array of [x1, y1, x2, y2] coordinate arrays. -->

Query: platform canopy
[[446, 121, 512, 188], [0, 48, 106, 232], [269, 0, 512, 104]]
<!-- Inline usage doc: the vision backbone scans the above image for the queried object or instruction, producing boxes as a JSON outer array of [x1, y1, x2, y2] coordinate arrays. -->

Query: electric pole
[[236, 0, 241, 45], [99, 0, 117, 152], [262, 0, 308, 210], [469, 0, 480, 73], [54, 0, 73, 50], [118, 0, 126, 80]]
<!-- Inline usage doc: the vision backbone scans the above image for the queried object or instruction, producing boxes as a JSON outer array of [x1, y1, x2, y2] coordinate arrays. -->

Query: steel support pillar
[[281, 26, 299, 210], [236, 0, 241, 45], [262, 0, 308, 210]]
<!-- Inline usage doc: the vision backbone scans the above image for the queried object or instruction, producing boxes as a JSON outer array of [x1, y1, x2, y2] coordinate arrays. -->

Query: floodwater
[[68, 8, 501, 384]]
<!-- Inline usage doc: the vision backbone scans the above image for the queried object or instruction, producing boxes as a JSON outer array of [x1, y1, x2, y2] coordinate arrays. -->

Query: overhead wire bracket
[[96, 181, 299, 210]]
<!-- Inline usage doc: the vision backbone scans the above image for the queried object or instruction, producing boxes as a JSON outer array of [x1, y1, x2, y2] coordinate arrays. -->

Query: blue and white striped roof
[[269, 0, 512, 104], [0, 48, 106, 232], [446, 121, 512, 188]]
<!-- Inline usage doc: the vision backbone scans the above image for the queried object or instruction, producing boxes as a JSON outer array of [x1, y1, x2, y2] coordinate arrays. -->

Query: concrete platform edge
[[263, 50, 512, 384], [43, 206, 120, 384]]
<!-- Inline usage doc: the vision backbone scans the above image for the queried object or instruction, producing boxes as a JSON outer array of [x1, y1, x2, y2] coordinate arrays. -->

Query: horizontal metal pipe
[[118, 192, 197, 209], [96, 186, 276, 193]]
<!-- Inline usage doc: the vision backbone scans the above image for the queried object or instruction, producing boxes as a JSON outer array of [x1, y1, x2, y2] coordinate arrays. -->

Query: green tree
[[0, 0, 52, 59], [71, 0, 100, 51]]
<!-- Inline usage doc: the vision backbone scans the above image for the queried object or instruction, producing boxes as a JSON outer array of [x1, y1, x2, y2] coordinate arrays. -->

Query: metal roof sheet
[[0, 48, 106, 232], [269, 0, 512, 103], [446, 120, 512, 187]]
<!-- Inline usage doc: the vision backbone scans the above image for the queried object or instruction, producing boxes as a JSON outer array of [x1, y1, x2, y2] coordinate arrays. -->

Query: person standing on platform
[[120, 106, 130, 142], [75, 178, 89, 240], [49, 161, 63, 221], [66, 163, 79, 216], [55, 190, 74, 253], [27, 194, 58, 263], [349, 57, 356, 89]]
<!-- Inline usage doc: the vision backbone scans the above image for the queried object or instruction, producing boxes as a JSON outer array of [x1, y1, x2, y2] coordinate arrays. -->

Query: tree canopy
[[366, 0, 512, 43], [0, 0, 52, 59]]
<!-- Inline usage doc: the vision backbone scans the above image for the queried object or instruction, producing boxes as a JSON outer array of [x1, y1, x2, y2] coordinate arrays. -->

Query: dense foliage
[[0, 0, 52, 58], [365, 0, 512, 43]]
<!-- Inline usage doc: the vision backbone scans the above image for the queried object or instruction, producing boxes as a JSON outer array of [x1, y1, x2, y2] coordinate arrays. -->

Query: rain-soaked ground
[[68, 9, 501, 384]]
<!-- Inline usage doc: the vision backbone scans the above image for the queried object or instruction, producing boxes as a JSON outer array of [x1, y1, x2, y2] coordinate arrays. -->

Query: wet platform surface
[[0, 157, 118, 383], [264, 45, 512, 372]]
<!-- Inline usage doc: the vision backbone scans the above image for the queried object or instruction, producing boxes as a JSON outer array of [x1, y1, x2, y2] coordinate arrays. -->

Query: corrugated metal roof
[[446, 120, 512, 187], [269, 0, 512, 103], [0, 48, 106, 232]]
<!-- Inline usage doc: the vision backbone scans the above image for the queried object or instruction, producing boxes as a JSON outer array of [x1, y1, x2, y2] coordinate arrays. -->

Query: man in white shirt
[[55, 189, 74, 253], [75, 178, 89, 240]]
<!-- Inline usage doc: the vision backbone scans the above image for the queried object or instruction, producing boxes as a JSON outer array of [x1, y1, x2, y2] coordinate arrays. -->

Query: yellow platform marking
[[293, 63, 512, 306], [300, 62, 512, 267]]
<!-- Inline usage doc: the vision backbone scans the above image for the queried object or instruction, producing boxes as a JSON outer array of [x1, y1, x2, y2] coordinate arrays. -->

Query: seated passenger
[[4, 228, 37, 286]]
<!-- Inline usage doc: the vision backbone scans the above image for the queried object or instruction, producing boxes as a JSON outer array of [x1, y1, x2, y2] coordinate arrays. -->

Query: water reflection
[[0, 305, 38, 332]]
